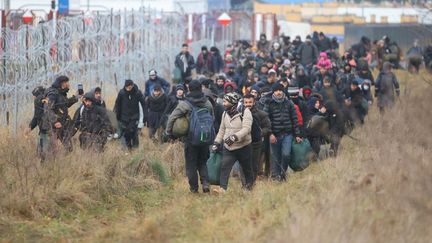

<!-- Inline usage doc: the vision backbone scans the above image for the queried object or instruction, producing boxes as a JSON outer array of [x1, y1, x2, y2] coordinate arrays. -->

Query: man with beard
[[212, 92, 254, 193], [264, 83, 302, 181], [73, 92, 112, 152], [45, 76, 79, 152], [243, 94, 271, 180], [114, 79, 146, 149]]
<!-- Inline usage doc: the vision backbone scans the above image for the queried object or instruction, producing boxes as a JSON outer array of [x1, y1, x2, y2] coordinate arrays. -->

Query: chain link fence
[[0, 9, 225, 133]]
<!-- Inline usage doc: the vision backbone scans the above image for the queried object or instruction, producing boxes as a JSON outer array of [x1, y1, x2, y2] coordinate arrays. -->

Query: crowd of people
[[28, 31, 407, 194]]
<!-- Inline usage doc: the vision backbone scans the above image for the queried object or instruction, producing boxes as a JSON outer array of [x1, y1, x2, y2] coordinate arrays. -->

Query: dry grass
[[0, 71, 431, 242]]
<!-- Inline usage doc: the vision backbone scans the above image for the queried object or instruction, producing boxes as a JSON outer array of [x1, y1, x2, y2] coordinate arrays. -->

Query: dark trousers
[[79, 132, 107, 152], [259, 137, 271, 177], [184, 142, 209, 191], [251, 141, 263, 180], [220, 144, 254, 190], [121, 121, 139, 149]]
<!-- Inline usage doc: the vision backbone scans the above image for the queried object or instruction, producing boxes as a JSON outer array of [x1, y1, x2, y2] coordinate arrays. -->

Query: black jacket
[[29, 94, 47, 132], [264, 95, 300, 137], [46, 79, 78, 125], [73, 104, 112, 135], [175, 52, 195, 78], [144, 93, 168, 128], [114, 84, 145, 124], [251, 106, 271, 138]]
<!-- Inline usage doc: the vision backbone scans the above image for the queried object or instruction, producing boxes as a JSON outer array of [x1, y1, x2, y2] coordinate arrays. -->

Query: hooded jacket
[[73, 103, 112, 135], [144, 92, 168, 128], [46, 78, 78, 125], [88, 88, 106, 108]]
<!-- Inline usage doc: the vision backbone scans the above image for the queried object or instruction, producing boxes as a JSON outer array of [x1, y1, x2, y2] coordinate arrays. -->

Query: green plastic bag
[[207, 152, 222, 185], [173, 67, 182, 84], [290, 138, 312, 171]]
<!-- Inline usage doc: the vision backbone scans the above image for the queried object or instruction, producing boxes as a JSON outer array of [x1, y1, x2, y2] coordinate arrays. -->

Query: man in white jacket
[[212, 92, 255, 193]]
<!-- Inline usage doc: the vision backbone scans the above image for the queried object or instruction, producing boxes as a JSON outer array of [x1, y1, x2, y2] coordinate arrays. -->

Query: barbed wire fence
[[0, 8, 227, 134]]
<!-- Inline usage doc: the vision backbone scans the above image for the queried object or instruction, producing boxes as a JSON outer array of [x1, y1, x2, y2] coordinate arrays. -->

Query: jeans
[[270, 134, 293, 178], [184, 142, 209, 192], [220, 145, 254, 190]]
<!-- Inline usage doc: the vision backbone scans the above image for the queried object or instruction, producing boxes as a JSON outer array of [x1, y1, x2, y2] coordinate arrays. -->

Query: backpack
[[187, 101, 215, 146], [240, 109, 262, 143]]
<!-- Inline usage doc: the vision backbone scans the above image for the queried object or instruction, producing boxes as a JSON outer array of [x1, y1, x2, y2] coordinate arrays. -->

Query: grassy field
[[0, 71, 431, 242]]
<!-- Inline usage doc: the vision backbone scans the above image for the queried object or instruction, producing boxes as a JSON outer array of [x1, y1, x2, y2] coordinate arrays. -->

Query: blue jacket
[[144, 77, 171, 97]]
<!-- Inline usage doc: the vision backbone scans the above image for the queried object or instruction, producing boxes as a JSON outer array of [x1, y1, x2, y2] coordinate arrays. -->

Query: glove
[[224, 134, 238, 147], [210, 143, 220, 153]]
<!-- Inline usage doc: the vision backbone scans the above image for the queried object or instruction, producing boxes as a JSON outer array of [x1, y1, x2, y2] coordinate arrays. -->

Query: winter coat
[[73, 104, 112, 135], [297, 42, 319, 67], [212, 52, 224, 74], [318, 37, 332, 52], [144, 77, 170, 97], [114, 84, 145, 125], [46, 80, 78, 126], [375, 71, 400, 108], [175, 52, 195, 78], [251, 106, 271, 138], [145, 93, 168, 128], [196, 52, 214, 74], [29, 94, 47, 133], [215, 108, 252, 151], [264, 95, 300, 137]]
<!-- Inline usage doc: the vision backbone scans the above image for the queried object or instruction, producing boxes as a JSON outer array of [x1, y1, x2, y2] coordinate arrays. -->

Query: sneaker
[[190, 188, 199, 193], [212, 187, 226, 194]]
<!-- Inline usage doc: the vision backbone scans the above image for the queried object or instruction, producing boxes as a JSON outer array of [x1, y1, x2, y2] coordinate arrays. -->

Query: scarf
[[181, 54, 189, 72], [272, 93, 286, 104], [225, 105, 238, 118]]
